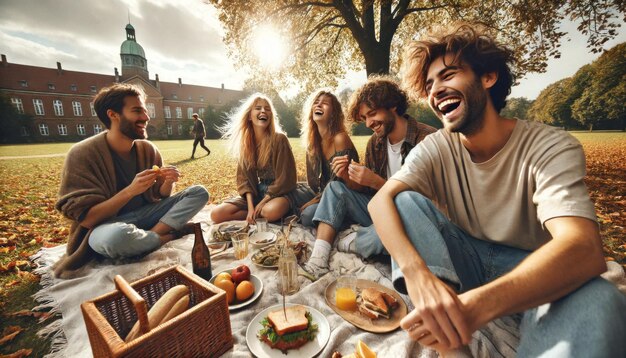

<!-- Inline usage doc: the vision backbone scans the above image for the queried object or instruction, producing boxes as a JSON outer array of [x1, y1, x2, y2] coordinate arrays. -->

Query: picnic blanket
[[32, 205, 626, 358]]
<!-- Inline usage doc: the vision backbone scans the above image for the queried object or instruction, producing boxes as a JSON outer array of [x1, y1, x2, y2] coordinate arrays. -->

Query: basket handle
[[114, 275, 150, 337]]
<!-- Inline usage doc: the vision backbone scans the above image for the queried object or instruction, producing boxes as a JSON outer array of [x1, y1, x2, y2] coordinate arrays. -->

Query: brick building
[[0, 23, 245, 141]]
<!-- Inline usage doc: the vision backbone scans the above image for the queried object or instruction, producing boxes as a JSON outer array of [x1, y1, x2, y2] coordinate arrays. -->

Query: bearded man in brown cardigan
[[54, 83, 209, 278]]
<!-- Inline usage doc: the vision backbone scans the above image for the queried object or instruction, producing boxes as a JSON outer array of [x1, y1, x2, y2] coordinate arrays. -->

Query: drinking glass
[[335, 275, 357, 311], [255, 218, 268, 233], [232, 232, 249, 260]]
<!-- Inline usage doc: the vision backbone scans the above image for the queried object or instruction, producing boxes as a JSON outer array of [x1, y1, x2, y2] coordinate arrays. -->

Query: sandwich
[[258, 305, 319, 353], [357, 287, 399, 319]]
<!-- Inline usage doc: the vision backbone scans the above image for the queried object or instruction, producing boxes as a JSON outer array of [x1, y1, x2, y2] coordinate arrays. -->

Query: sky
[[1, 0, 624, 100]]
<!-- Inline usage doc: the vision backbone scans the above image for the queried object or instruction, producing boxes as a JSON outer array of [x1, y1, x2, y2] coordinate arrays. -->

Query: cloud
[[0, 0, 246, 89]]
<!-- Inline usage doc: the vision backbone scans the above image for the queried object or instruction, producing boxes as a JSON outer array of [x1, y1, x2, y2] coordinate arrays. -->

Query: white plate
[[250, 232, 277, 249], [246, 304, 330, 358], [209, 270, 263, 311]]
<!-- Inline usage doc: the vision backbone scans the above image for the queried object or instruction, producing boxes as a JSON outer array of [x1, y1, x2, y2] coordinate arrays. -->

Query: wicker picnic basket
[[81, 265, 233, 358]]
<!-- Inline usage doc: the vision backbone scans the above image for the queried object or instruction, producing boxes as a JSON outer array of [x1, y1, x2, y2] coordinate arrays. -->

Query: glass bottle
[[278, 237, 299, 295], [191, 222, 212, 280]]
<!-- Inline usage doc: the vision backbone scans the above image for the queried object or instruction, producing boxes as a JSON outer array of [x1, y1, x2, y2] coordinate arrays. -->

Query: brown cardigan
[[236, 133, 297, 201], [54, 132, 163, 278]]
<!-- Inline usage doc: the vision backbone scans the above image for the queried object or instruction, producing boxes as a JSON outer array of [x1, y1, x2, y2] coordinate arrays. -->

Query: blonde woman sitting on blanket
[[299, 90, 361, 227], [210, 94, 306, 224]]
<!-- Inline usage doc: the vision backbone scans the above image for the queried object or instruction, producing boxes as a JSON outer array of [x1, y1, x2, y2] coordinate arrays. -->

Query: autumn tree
[[528, 78, 581, 129], [572, 43, 626, 131], [501, 97, 533, 120], [207, 0, 624, 93], [0, 95, 34, 143]]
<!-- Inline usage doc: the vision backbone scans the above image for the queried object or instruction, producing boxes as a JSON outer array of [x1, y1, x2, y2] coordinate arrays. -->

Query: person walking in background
[[210, 94, 304, 224], [54, 83, 209, 278], [191, 113, 211, 159], [302, 77, 436, 278], [368, 24, 626, 355], [298, 90, 360, 227]]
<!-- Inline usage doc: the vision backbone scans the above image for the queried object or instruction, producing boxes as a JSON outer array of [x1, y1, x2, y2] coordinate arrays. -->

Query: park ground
[[0, 133, 624, 356]]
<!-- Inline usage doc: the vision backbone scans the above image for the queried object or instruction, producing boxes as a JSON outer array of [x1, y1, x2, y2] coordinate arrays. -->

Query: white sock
[[310, 239, 332, 263]]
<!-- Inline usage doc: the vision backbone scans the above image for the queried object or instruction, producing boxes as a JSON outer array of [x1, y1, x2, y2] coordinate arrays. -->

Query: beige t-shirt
[[392, 119, 597, 251]]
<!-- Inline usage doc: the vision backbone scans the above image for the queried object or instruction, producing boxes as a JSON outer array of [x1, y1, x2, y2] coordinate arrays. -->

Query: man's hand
[[126, 169, 158, 197], [400, 268, 471, 352], [158, 166, 180, 183], [348, 162, 383, 189]]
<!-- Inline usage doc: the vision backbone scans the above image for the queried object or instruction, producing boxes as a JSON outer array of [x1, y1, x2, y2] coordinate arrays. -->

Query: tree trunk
[[589, 123, 593, 132], [363, 44, 391, 75]]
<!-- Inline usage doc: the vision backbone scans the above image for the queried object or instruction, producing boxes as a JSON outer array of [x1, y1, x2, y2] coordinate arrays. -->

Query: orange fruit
[[356, 340, 376, 358], [214, 278, 235, 304], [214, 272, 232, 285], [235, 280, 255, 301]]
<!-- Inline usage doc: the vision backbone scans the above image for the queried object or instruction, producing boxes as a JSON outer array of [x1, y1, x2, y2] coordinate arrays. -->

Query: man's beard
[[119, 115, 147, 140], [449, 79, 487, 136], [380, 111, 396, 138]]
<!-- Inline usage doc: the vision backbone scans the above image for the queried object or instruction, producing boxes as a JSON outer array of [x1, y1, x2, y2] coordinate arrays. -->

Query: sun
[[252, 25, 288, 70]]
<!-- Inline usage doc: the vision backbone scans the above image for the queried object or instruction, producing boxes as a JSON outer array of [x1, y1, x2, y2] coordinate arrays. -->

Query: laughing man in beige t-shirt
[[368, 24, 626, 356]]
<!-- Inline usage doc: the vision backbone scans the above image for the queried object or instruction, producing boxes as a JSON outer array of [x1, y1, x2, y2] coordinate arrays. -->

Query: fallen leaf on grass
[[0, 348, 33, 358], [4, 280, 20, 288], [0, 326, 22, 346], [5, 310, 51, 322]]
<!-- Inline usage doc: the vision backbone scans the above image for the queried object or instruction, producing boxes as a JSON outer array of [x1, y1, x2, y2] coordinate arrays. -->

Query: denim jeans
[[89, 185, 209, 259], [312, 181, 385, 258], [391, 191, 626, 357], [300, 203, 318, 227]]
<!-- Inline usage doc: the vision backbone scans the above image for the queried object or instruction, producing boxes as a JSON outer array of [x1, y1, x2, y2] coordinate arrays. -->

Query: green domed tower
[[120, 23, 148, 79]]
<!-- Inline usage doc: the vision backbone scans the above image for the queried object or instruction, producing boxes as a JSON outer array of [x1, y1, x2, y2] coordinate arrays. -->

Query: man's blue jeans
[[89, 185, 209, 259], [391, 191, 626, 357], [312, 181, 382, 257]]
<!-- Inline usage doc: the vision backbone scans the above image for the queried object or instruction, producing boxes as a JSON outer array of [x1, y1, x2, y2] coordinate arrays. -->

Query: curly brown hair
[[346, 75, 408, 123], [402, 23, 515, 113]]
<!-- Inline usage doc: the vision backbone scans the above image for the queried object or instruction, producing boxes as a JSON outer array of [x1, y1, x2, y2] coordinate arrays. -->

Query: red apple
[[231, 264, 251, 284]]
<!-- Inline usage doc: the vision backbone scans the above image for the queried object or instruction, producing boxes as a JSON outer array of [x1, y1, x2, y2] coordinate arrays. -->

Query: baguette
[[160, 294, 190, 324], [125, 284, 189, 342]]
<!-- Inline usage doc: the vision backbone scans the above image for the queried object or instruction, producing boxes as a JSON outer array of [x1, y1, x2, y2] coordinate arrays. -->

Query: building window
[[167, 125, 173, 135], [39, 123, 49, 136], [199, 96, 204, 102], [187, 107, 193, 119], [72, 101, 83, 116], [198, 108, 205, 118], [164, 106, 171, 119], [188, 96, 192, 101], [20, 80, 28, 87], [175, 107, 182, 118], [90, 86, 97, 93], [147, 103, 156, 118], [76, 124, 86, 136], [90, 102, 96, 117], [33, 99, 45, 115], [177, 124, 183, 135], [94, 124, 103, 134], [172, 94, 178, 99], [58, 124, 68, 136], [20, 126, 30, 137], [53, 100, 64, 116], [48, 83, 56, 90], [11, 98, 24, 114], [70, 84, 77, 91]]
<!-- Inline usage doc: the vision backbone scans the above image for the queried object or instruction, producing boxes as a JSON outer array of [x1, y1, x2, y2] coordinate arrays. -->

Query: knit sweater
[[54, 132, 163, 278]]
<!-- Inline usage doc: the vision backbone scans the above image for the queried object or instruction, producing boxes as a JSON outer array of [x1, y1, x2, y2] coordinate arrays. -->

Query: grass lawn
[[0, 132, 624, 355]]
